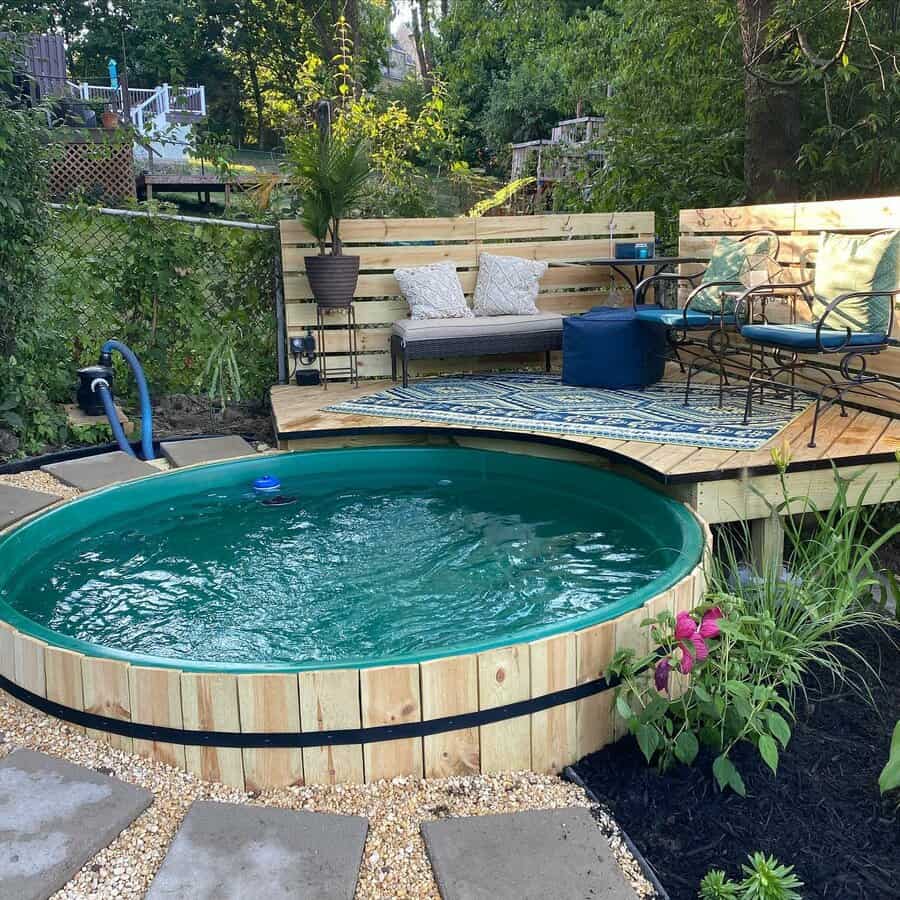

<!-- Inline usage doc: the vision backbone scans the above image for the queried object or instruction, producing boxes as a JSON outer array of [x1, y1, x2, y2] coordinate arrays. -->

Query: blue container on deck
[[562, 307, 666, 389]]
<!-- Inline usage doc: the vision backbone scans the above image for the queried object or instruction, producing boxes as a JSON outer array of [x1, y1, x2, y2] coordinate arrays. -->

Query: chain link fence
[[34, 205, 283, 415]]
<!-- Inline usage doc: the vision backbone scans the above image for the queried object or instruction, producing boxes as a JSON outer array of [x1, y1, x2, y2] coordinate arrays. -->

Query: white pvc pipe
[[48, 203, 276, 232]]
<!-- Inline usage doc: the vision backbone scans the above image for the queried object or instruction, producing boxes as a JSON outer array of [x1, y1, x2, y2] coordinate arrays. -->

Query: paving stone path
[[41, 451, 158, 491], [0, 749, 152, 900], [0, 484, 58, 530], [0, 749, 641, 899], [147, 800, 368, 900], [422, 808, 637, 900], [160, 435, 256, 468], [36, 437, 257, 494]]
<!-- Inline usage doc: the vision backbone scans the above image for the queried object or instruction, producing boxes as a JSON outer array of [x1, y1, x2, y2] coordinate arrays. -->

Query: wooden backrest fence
[[679, 196, 900, 415], [280, 212, 654, 380]]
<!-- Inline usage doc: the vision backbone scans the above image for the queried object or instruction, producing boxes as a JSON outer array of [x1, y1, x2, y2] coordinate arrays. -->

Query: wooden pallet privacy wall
[[280, 212, 654, 380], [679, 196, 900, 415], [0, 542, 709, 789]]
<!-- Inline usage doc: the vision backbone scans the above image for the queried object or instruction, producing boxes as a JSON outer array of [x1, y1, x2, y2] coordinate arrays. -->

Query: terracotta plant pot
[[101, 110, 119, 130], [305, 254, 360, 308]]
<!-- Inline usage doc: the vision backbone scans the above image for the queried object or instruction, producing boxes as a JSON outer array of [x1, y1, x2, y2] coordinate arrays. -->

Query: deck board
[[271, 374, 897, 487]]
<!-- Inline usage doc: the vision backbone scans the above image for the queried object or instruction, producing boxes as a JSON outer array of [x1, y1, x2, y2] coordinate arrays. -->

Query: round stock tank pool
[[0, 445, 707, 788]]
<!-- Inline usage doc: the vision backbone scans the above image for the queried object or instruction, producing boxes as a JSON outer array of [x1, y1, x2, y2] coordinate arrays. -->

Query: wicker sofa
[[389, 313, 564, 387]]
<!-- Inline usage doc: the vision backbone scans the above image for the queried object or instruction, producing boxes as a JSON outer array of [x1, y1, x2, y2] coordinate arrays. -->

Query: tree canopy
[[1, 0, 393, 148], [435, 0, 898, 210]]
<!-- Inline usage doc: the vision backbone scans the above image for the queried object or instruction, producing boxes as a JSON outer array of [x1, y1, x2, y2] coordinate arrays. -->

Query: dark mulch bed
[[152, 394, 273, 444], [0, 394, 275, 465], [574, 624, 900, 899]]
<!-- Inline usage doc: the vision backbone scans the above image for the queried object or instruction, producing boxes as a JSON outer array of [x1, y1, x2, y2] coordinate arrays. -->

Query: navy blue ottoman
[[562, 307, 666, 388]]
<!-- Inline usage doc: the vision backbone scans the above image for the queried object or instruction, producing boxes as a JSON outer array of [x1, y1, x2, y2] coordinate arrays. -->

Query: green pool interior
[[0, 446, 703, 672]]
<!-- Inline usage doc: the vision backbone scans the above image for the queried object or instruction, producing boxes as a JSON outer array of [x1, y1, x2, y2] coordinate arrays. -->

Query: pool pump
[[76, 363, 115, 417], [290, 329, 320, 387], [75, 340, 155, 460]]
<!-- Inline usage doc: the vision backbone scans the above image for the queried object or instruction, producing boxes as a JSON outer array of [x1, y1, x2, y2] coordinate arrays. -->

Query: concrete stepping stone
[[0, 748, 152, 900], [421, 808, 638, 900], [0, 484, 58, 529], [41, 451, 157, 491], [160, 436, 256, 468], [146, 800, 368, 900]]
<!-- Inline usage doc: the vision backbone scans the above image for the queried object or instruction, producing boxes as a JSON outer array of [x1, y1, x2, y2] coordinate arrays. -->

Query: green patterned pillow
[[812, 230, 899, 334], [693, 235, 774, 313]]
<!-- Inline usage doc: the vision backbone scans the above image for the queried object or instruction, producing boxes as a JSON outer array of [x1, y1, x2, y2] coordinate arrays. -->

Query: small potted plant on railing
[[289, 128, 370, 307]]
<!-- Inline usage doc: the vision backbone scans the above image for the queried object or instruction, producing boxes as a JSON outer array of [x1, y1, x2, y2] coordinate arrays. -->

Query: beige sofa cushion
[[393, 262, 473, 320], [473, 252, 548, 316], [392, 313, 563, 343]]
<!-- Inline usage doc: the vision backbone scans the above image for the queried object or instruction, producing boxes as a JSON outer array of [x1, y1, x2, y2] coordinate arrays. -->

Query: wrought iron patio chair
[[632, 231, 781, 406], [737, 229, 899, 447]]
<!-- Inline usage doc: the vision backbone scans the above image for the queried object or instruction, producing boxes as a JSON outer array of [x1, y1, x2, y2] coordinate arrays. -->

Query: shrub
[[0, 34, 67, 453], [610, 462, 899, 795], [0, 201, 279, 458]]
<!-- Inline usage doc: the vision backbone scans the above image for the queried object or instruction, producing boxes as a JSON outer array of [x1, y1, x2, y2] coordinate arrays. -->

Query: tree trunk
[[245, 51, 265, 148], [419, 0, 435, 72], [411, 4, 432, 81], [736, 0, 802, 201], [303, 1, 336, 62], [343, 0, 361, 61]]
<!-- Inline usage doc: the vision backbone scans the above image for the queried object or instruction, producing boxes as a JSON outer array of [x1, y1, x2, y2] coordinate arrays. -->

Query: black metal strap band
[[0, 669, 624, 748]]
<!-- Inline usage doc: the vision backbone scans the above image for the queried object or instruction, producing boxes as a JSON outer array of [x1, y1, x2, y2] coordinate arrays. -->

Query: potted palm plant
[[291, 129, 370, 308]]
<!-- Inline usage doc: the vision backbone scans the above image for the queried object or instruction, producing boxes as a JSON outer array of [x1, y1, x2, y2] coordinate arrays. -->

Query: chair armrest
[[681, 280, 744, 323], [633, 271, 702, 308], [732, 280, 814, 325], [814, 288, 899, 353]]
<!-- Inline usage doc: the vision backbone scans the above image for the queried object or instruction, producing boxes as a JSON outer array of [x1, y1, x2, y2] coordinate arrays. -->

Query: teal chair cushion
[[741, 323, 886, 351], [635, 306, 736, 328]]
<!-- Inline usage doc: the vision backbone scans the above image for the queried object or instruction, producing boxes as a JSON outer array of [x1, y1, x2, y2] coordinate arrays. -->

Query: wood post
[[750, 511, 785, 576]]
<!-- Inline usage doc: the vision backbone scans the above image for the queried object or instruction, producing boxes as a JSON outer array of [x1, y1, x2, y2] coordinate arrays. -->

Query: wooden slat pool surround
[[0, 500, 710, 789]]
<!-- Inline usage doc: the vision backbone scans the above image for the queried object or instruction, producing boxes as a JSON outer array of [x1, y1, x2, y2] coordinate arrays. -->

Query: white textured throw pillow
[[473, 252, 548, 316], [394, 262, 473, 320]]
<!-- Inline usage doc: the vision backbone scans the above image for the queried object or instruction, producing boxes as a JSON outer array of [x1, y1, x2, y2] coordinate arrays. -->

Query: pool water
[[0, 448, 701, 670]]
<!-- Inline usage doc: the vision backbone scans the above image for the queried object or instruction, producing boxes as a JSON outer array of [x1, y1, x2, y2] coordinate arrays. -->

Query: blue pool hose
[[95, 381, 136, 458], [99, 339, 155, 461]]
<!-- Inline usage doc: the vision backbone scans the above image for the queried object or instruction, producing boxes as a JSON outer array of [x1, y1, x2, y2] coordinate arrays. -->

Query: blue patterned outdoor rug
[[325, 374, 808, 451]]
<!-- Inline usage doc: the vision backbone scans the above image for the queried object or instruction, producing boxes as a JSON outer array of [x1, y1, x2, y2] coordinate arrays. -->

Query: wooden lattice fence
[[50, 131, 136, 204]]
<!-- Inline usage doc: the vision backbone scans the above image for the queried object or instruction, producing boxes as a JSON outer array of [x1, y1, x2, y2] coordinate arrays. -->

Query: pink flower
[[654, 657, 671, 692], [689, 633, 708, 662], [674, 611, 697, 641], [672, 612, 709, 674], [699, 607, 723, 640], [678, 638, 708, 673]]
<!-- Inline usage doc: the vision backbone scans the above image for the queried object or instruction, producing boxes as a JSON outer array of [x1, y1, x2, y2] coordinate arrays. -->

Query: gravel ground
[[0, 470, 80, 500], [0, 697, 655, 899]]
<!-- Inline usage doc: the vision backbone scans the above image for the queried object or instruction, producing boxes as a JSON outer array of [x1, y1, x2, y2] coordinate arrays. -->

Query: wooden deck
[[271, 368, 899, 527]]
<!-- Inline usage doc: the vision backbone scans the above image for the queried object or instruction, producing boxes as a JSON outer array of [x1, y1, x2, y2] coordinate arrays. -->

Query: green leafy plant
[[288, 129, 370, 255], [610, 601, 794, 797], [700, 853, 803, 900], [199, 329, 243, 412], [880, 720, 900, 797], [611, 461, 898, 795]]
